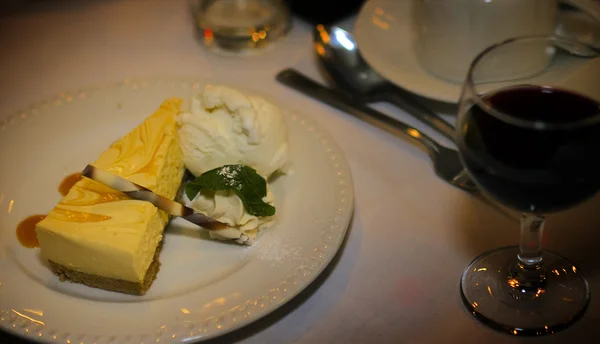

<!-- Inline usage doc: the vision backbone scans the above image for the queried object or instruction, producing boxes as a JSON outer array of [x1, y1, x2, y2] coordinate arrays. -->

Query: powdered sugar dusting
[[216, 165, 243, 188], [217, 165, 241, 179], [254, 235, 302, 266]]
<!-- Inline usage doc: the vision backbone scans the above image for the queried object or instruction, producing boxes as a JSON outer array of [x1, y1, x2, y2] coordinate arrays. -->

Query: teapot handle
[[557, 0, 600, 48], [559, 0, 600, 22]]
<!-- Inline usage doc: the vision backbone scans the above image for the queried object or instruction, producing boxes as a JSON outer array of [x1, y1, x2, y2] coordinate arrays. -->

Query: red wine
[[458, 85, 600, 213]]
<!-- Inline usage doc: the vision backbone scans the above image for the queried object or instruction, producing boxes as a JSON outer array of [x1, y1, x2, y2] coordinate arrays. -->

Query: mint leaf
[[185, 165, 276, 217]]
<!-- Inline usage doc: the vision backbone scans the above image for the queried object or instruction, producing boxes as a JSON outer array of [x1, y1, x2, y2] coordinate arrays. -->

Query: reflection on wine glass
[[457, 36, 600, 335]]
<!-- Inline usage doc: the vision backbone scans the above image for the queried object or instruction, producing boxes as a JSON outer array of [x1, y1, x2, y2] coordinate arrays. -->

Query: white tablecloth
[[1, 1, 599, 343]]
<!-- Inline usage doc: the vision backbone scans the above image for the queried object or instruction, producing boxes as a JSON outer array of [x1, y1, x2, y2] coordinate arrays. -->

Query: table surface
[[1, 1, 599, 343]]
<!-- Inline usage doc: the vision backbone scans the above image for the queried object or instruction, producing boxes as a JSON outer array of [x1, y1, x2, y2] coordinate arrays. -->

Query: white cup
[[414, 0, 600, 83]]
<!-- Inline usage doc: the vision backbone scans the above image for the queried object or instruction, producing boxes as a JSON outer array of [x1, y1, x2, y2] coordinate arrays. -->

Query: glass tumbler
[[190, 0, 291, 55]]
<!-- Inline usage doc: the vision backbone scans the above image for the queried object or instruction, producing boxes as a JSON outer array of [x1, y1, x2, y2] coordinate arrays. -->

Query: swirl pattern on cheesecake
[[35, 98, 186, 292]]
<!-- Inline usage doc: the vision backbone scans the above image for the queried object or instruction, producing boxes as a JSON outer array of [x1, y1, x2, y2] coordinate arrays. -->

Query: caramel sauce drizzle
[[58, 172, 83, 196], [17, 173, 126, 248], [16, 215, 46, 248]]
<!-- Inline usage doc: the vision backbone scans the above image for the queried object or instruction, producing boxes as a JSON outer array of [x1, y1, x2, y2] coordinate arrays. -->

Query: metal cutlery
[[313, 25, 456, 141], [312, 25, 477, 192], [276, 68, 473, 192]]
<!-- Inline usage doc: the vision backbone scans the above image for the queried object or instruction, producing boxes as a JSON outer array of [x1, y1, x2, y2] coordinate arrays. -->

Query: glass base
[[461, 246, 589, 336]]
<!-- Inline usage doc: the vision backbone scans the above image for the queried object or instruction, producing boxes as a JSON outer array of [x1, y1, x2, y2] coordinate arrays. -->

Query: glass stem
[[518, 214, 545, 266], [508, 214, 547, 294]]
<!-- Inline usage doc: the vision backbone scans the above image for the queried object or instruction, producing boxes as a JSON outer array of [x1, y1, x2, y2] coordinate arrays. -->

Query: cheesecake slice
[[35, 98, 185, 295]]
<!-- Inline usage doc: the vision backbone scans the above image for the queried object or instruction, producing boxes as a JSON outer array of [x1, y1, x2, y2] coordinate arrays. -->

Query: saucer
[[354, 0, 463, 103]]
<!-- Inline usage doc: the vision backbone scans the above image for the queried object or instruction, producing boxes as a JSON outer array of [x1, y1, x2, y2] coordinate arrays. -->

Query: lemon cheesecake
[[35, 98, 185, 295]]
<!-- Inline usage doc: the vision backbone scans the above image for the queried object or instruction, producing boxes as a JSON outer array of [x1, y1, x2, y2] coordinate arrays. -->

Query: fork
[[276, 69, 518, 221]]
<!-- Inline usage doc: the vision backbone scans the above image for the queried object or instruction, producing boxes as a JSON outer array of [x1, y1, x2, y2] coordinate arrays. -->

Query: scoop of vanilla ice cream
[[178, 85, 288, 178], [182, 185, 275, 245]]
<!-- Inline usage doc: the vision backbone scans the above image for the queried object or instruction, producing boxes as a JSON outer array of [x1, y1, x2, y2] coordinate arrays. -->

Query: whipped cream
[[182, 184, 275, 245]]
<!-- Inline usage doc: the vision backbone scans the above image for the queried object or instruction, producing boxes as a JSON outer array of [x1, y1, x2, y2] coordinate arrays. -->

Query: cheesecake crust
[[48, 240, 164, 296]]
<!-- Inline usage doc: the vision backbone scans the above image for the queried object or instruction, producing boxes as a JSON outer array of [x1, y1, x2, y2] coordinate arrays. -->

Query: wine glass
[[457, 36, 600, 335]]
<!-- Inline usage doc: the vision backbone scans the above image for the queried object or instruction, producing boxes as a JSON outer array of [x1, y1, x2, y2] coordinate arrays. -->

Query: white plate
[[354, 0, 463, 103], [0, 78, 354, 343]]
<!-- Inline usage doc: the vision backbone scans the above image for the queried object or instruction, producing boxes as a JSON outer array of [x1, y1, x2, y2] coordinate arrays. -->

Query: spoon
[[313, 25, 456, 141], [313, 25, 477, 193]]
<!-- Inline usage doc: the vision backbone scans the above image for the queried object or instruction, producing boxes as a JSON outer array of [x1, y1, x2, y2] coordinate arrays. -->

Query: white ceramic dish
[[354, 0, 464, 103], [0, 78, 354, 343], [354, 0, 600, 104]]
